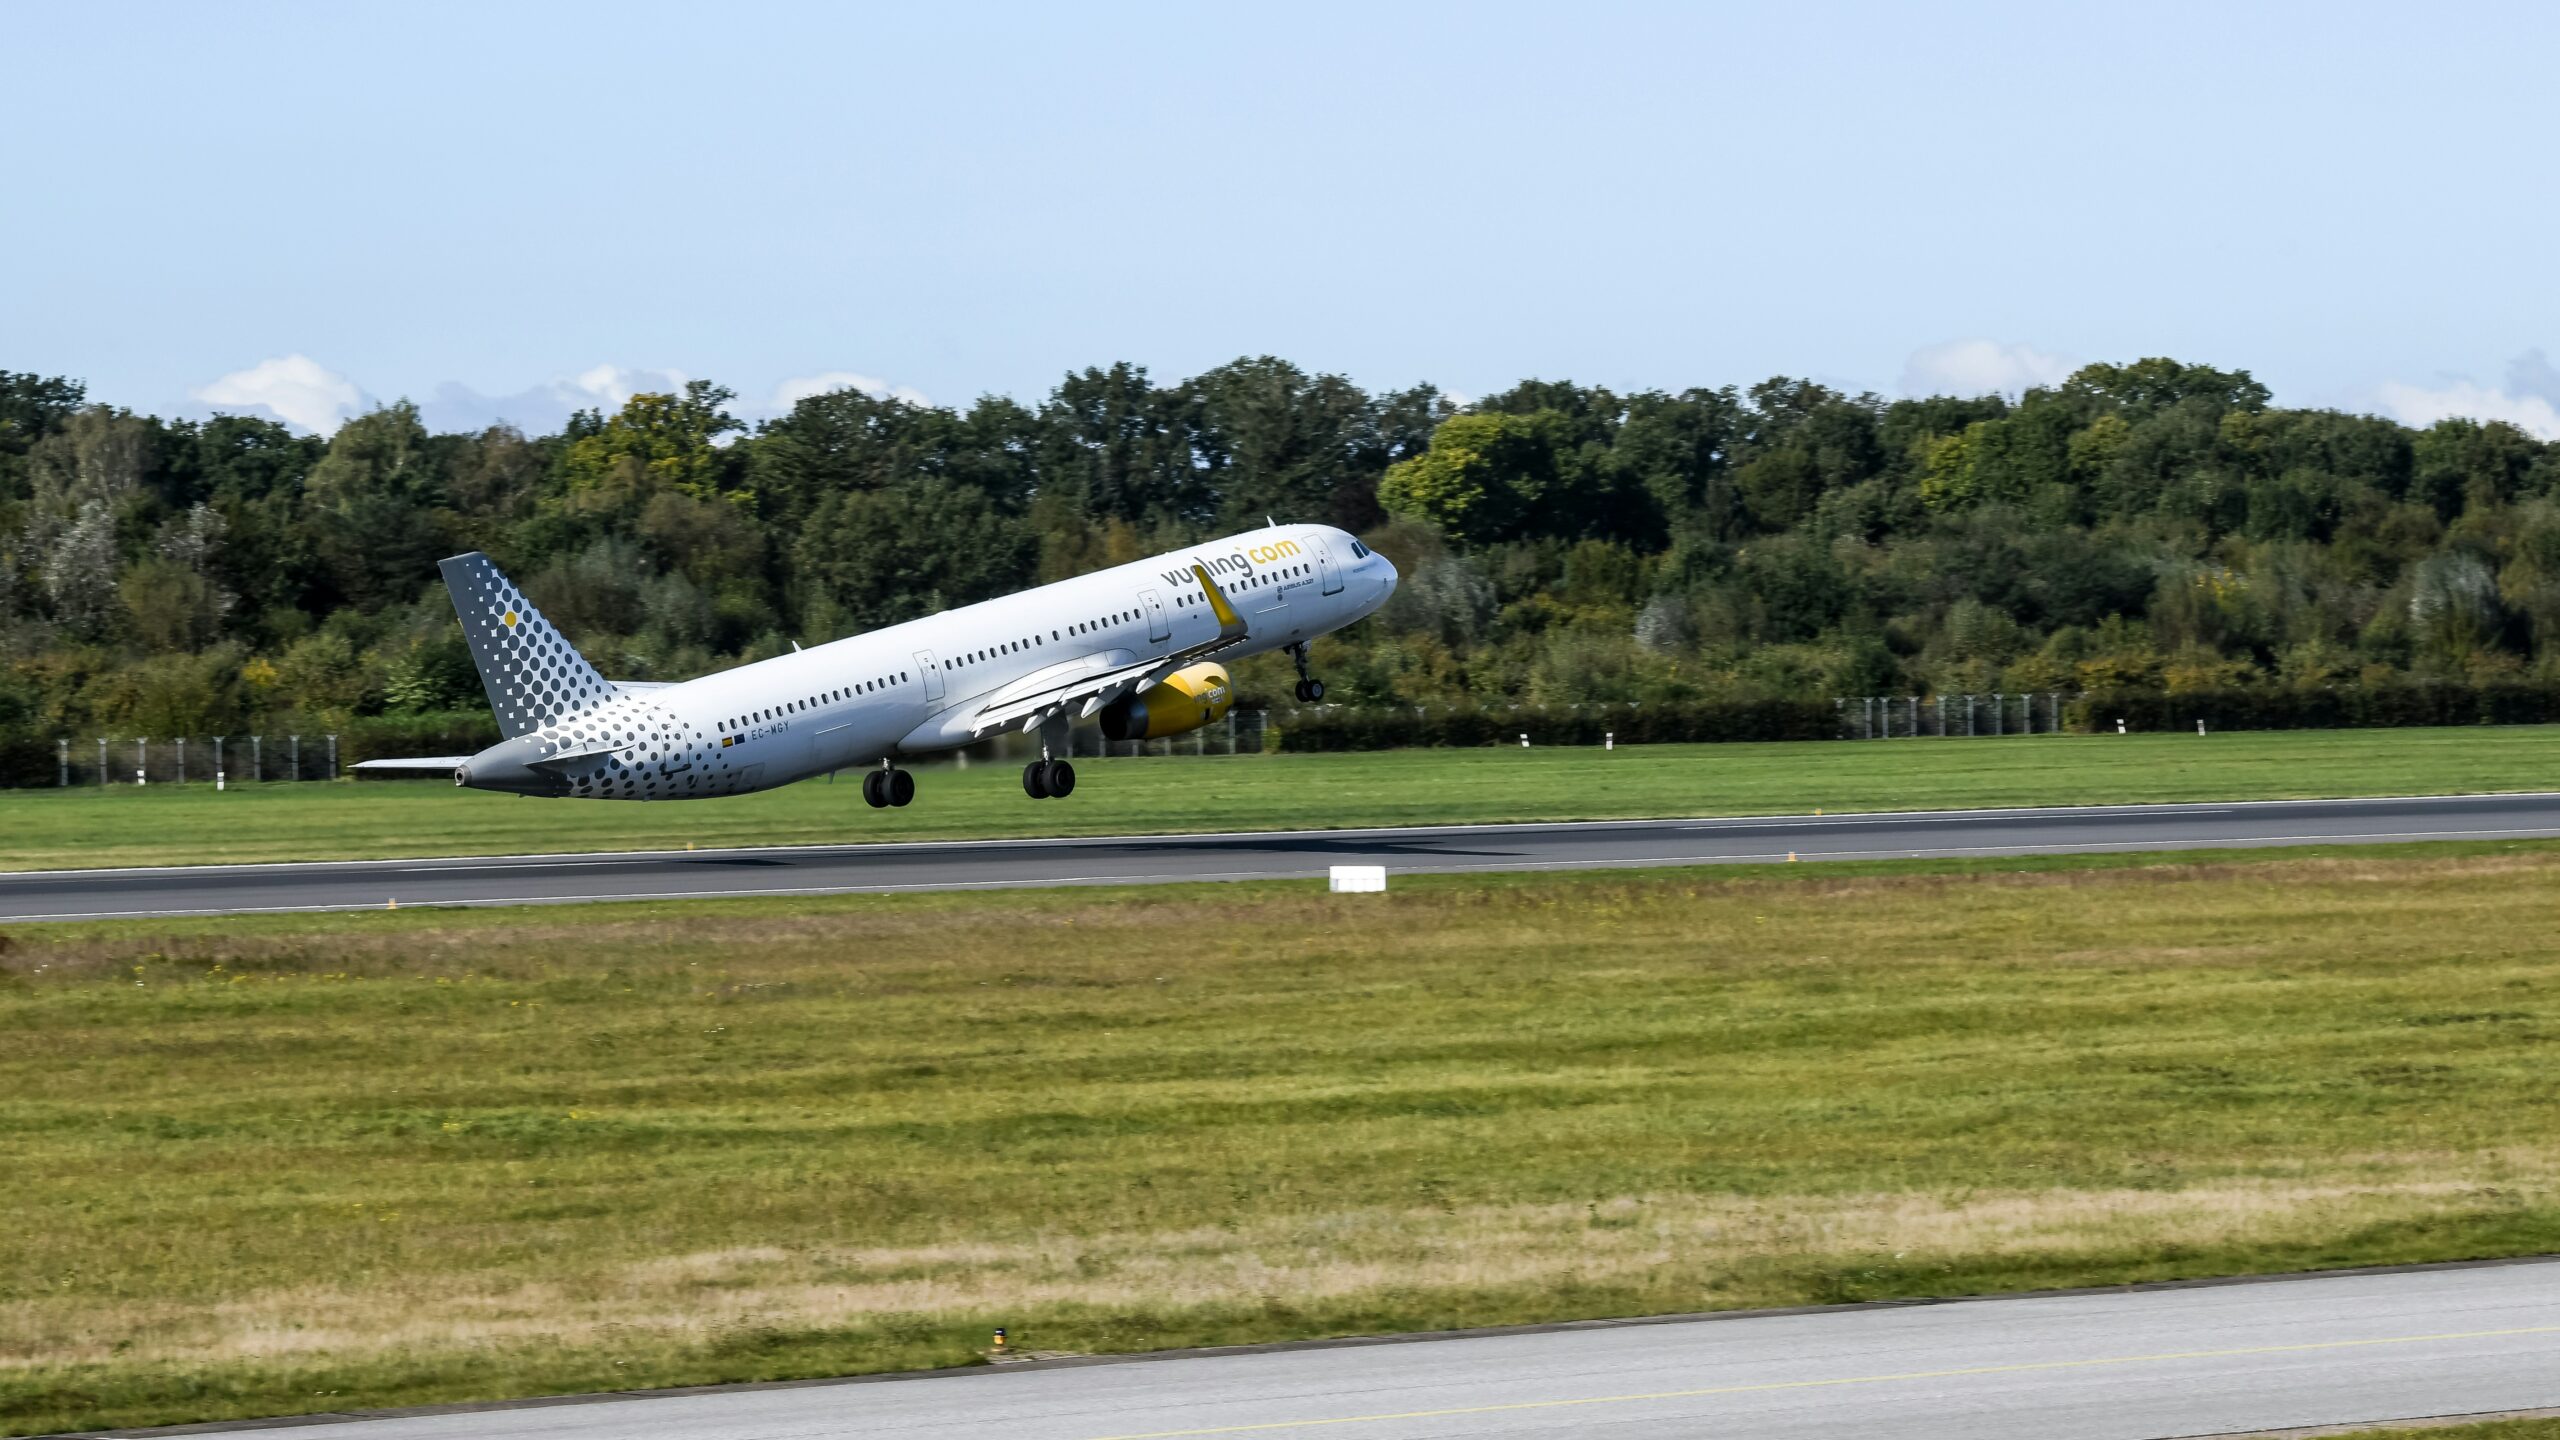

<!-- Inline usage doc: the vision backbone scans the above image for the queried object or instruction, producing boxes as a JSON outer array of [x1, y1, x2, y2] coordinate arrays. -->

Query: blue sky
[[6, 1, 2556, 437]]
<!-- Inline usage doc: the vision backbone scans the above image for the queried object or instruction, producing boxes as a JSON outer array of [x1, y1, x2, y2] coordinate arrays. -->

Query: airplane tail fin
[[438, 552, 614, 740]]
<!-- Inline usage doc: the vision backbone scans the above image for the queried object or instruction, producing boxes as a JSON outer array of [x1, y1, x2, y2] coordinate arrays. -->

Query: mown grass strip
[[11, 724, 2560, 871], [9, 848, 2560, 1433]]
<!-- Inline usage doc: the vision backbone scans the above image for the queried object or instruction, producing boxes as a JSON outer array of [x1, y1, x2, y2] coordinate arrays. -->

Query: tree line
[[3, 354, 2556, 769]]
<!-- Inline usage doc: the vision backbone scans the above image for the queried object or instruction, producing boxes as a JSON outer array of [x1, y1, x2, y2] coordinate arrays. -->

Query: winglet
[[1193, 563, 1247, 642]]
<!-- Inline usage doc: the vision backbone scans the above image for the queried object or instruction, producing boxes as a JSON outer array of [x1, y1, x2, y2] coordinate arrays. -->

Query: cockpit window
[[1349, 540, 1369, 558]]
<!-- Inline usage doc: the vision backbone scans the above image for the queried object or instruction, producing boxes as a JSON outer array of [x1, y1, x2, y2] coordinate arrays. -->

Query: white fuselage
[[473, 524, 1394, 800]]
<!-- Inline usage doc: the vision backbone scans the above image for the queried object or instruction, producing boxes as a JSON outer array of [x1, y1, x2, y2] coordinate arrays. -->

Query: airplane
[[354, 524, 1398, 806]]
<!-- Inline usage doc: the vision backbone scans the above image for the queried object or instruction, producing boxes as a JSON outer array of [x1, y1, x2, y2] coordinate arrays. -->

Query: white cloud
[[192, 355, 368, 435], [771, 370, 930, 410], [1900, 339, 2078, 398], [204, 360, 937, 438], [567, 363, 690, 411], [2372, 376, 2560, 441], [415, 364, 690, 435]]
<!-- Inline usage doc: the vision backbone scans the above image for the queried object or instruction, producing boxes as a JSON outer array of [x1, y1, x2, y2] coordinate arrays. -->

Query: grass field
[[10, 724, 2560, 871], [10, 846, 2560, 1434]]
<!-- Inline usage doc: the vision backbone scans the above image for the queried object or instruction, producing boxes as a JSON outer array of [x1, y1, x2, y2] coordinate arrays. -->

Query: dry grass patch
[[8, 851, 2560, 1432]]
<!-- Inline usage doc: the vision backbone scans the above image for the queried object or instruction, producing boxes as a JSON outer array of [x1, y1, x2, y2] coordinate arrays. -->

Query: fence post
[[97, 737, 108, 786], [2049, 692, 2061, 734], [290, 734, 300, 780], [253, 735, 263, 782], [177, 737, 187, 785], [328, 733, 337, 780], [215, 735, 227, 791], [57, 738, 68, 788]]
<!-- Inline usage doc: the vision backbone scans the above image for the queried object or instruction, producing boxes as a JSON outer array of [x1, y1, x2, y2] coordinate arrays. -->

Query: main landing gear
[[1022, 756, 1076, 799], [1288, 640, 1327, 703], [861, 762, 914, 809]]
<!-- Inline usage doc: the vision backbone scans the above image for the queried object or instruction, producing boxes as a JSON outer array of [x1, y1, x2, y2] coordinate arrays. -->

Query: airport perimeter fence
[[22, 679, 2560, 786], [1841, 693, 2066, 740], [1272, 698, 1838, 752], [30, 734, 343, 788], [0, 712, 1279, 788]]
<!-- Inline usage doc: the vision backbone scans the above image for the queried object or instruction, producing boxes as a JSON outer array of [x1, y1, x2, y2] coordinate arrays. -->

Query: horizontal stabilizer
[[350, 756, 468, 774], [525, 741, 633, 773]]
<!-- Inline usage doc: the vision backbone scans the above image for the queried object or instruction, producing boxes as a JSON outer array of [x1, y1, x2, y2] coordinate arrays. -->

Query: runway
[[97, 1258, 2560, 1439], [12, 791, 2560, 922]]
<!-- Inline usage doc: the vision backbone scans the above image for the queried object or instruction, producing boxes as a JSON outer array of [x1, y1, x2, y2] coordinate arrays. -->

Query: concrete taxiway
[[8, 791, 2560, 923], [82, 1258, 2560, 1439]]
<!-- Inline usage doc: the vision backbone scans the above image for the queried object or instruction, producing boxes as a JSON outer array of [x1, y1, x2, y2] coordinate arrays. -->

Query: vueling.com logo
[[1160, 537, 1299, 589]]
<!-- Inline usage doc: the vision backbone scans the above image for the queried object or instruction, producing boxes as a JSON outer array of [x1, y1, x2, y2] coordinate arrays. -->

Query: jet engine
[[1100, 663, 1234, 741]]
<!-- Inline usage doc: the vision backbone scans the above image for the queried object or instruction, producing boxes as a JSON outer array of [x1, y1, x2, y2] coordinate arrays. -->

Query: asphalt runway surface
[[106, 1259, 2560, 1439], [13, 791, 2560, 923]]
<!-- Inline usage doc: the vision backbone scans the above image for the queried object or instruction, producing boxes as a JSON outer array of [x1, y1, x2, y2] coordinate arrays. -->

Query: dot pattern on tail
[[440, 550, 748, 800], [442, 552, 615, 738]]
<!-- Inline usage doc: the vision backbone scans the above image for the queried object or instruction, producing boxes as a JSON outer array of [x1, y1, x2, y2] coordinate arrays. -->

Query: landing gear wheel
[[1042, 759, 1075, 797], [861, 770, 889, 809], [1022, 761, 1050, 799], [1287, 642, 1323, 704], [887, 769, 915, 807]]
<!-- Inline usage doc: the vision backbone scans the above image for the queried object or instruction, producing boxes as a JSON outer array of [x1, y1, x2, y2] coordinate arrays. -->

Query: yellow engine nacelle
[[1100, 663, 1234, 741]]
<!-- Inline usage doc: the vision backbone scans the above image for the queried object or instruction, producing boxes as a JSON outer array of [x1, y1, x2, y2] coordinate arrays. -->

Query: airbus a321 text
[[355, 525, 1397, 807]]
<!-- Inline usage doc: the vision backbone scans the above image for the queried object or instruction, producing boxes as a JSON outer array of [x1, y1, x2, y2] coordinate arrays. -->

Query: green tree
[[793, 480, 1032, 634], [301, 402, 451, 610], [2410, 418, 2542, 518], [559, 381, 746, 509], [2061, 358, 2270, 418], [1377, 412, 1566, 547]]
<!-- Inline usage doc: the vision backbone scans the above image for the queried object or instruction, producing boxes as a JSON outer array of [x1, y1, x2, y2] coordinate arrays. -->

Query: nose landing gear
[[1288, 641, 1326, 703], [862, 761, 914, 808]]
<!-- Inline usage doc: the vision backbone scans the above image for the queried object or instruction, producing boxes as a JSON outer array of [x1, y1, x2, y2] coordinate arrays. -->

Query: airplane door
[[1140, 589, 1171, 642], [1316, 537, 1343, 595], [915, 650, 945, 703]]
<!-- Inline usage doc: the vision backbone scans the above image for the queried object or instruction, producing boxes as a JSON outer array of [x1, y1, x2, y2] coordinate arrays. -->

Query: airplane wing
[[967, 562, 1249, 738]]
